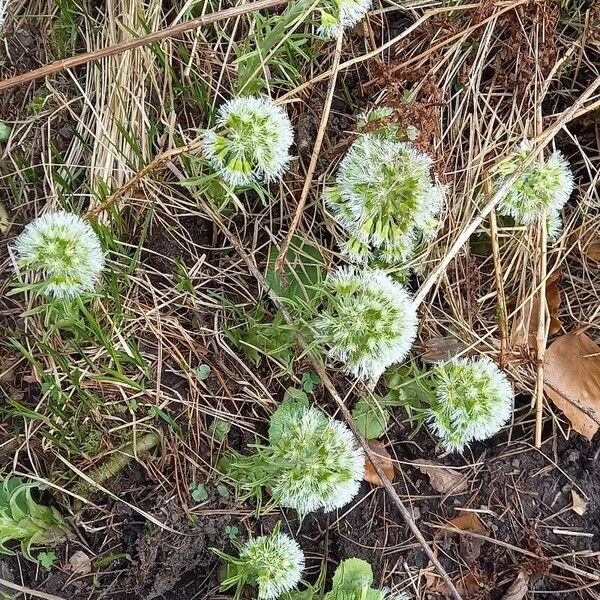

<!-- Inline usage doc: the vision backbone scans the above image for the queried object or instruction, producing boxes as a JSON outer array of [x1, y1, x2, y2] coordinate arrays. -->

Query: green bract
[[427, 356, 513, 453], [494, 141, 573, 225], [201, 96, 294, 186], [315, 267, 418, 380], [0, 477, 68, 557], [325, 135, 444, 264], [215, 526, 305, 600], [225, 404, 364, 516]]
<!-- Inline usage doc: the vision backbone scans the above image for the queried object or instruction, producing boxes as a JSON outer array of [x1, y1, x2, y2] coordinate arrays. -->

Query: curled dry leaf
[[571, 489, 588, 516], [421, 336, 469, 364], [511, 271, 562, 351], [0, 201, 9, 234], [409, 459, 468, 494], [544, 332, 600, 441], [68, 550, 92, 575], [501, 571, 529, 600], [444, 513, 489, 563], [583, 240, 600, 262], [363, 439, 394, 486]]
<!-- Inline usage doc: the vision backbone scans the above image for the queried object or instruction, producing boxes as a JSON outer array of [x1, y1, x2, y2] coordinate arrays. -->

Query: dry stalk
[[275, 33, 344, 275]]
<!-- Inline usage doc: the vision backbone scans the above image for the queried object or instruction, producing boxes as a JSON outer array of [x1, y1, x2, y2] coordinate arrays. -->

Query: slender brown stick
[[199, 202, 465, 600], [274, 33, 344, 275], [486, 180, 509, 366], [0, 579, 67, 600], [0, 0, 288, 92]]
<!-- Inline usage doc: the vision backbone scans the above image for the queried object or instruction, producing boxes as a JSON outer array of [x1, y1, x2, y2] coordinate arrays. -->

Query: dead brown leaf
[[68, 550, 92, 575], [583, 240, 600, 262], [444, 513, 489, 563], [571, 489, 588, 516], [501, 571, 529, 600], [409, 459, 468, 494], [544, 332, 600, 441], [422, 337, 469, 364], [0, 201, 8, 234], [511, 271, 562, 351], [363, 439, 394, 486]]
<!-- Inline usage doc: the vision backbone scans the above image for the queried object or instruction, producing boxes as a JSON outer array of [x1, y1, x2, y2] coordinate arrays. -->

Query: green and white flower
[[427, 356, 513, 453], [270, 407, 365, 514], [316, 267, 418, 379], [217, 529, 305, 600], [324, 136, 444, 264], [202, 96, 294, 186], [12, 211, 104, 298], [494, 141, 573, 225], [317, 0, 372, 39]]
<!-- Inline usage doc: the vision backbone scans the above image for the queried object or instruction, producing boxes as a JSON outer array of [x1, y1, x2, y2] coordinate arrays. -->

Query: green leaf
[[189, 482, 208, 503], [209, 418, 231, 441], [265, 235, 325, 309], [0, 122, 12, 142], [195, 364, 211, 380], [37, 551, 57, 568], [352, 397, 390, 440], [331, 558, 374, 591], [302, 372, 321, 394], [268, 388, 309, 444], [217, 483, 230, 499]]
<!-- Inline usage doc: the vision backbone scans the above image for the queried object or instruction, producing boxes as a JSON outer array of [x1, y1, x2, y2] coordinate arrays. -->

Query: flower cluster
[[201, 96, 294, 186], [12, 211, 105, 299], [427, 356, 513, 453], [225, 404, 365, 515], [317, 0, 372, 39], [216, 529, 305, 600], [494, 140, 573, 231], [315, 267, 418, 380], [324, 135, 444, 264]]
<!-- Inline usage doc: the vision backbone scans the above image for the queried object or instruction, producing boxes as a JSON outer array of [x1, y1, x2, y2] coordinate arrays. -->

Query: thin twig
[[0, 0, 288, 92], [0, 579, 67, 600], [274, 33, 344, 275]]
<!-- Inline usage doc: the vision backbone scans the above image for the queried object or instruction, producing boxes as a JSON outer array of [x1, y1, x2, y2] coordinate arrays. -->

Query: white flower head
[[317, 0, 372, 39], [494, 141, 574, 225], [316, 266, 418, 380], [201, 96, 294, 187], [12, 211, 104, 298], [325, 136, 444, 264], [546, 208, 563, 242], [271, 407, 365, 515], [0, 0, 6, 29], [427, 356, 513, 453], [239, 532, 305, 600]]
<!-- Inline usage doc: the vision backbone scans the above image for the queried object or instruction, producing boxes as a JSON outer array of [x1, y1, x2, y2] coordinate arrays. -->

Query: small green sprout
[[325, 135, 444, 264], [315, 267, 418, 380], [494, 141, 574, 226], [201, 96, 294, 186], [0, 477, 68, 558], [214, 526, 305, 600], [37, 551, 58, 569], [11, 211, 105, 298]]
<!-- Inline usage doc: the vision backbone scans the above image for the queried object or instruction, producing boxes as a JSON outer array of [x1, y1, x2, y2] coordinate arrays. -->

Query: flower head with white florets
[[324, 136, 444, 264], [269, 406, 365, 515], [427, 356, 513, 453], [201, 96, 294, 187], [0, 0, 6, 30], [317, 0, 372, 39], [215, 527, 305, 600], [12, 211, 105, 299], [315, 267, 418, 380], [494, 140, 574, 225]]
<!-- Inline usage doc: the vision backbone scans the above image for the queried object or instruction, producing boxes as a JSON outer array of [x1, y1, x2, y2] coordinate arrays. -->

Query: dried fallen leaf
[[363, 439, 394, 486], [0, 201, 9, 234], [68, 550, 92, 575], [583, 240, 600, 262], [444, 513, 489, 563], [571, 489, 588, 516], [502, 571, 529, 600], [422, 337, 469, 364], [544, 332, 600, 441], [511, 271, 562, 351], [409, 459, 468, 494]]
